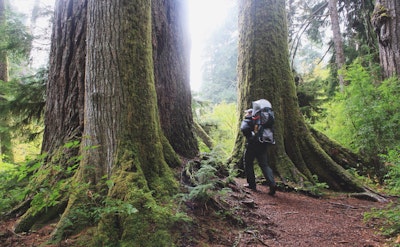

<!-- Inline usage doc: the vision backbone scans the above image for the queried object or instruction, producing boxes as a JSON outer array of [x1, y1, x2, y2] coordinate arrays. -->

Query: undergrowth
[[364, 146, 400, 239]]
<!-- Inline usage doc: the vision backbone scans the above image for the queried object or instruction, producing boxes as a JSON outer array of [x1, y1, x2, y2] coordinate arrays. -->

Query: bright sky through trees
[[188, 0, 232, 91]]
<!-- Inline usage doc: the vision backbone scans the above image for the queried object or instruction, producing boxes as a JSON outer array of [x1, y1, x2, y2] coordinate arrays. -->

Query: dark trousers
[[244, 142, 276, 188]]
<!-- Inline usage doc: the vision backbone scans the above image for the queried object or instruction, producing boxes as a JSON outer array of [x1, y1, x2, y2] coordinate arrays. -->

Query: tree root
[[3, 197, 33, 220], [350, 187, 388, 203], [310, 127, 386, 179], [13, 199, 68, 233]]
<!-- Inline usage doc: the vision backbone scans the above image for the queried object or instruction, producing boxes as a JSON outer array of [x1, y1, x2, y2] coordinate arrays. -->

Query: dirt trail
[[212, 178, 388, 247], [0, 178, 391, 246]]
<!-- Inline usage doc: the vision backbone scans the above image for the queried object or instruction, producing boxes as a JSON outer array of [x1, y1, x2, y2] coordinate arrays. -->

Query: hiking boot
[[268, 185, 277, 196], [244, 183, 257, 191]]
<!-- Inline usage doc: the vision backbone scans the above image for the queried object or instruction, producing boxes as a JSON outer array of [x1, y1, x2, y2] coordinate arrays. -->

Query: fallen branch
[[328, 202, 357, 209]]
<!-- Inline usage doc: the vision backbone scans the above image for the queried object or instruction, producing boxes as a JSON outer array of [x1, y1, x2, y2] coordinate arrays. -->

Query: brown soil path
[[0, 178, 391, 246], [211, 178, 388, 246], [185, 178, 390, 247]]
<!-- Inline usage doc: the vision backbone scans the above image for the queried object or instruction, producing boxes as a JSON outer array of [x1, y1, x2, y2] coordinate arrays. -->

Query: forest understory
[[0, 178, 397, 247]]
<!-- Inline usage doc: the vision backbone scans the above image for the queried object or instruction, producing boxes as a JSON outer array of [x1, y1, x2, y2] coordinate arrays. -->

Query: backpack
[[252, 99, 275, 144]]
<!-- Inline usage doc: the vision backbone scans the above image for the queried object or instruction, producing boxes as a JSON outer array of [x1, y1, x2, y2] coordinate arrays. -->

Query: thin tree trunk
[[329, 0, 346, 91]]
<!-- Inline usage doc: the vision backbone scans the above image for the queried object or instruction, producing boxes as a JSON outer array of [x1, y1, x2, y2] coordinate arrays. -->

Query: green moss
[[93, 177, 177, 246]]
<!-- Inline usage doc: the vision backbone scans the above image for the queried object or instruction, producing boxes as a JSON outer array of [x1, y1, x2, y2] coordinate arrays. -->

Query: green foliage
[[314, 58, 400, 160], [364, 147, 400, 239], [196, 102, 238, 159], [183, 154, 232, 206], [0, 9, 33, 58], [91, 186, 187, 247], [303, 175, 329, 197], [364, 201, 400, 237], [296, 64, 330, 123], [0, 159, 27, 214], [0, 69, 46, 163], [0, 69, 47, 139], [381, 146, 400, 195], [0, 139, 82, 218]]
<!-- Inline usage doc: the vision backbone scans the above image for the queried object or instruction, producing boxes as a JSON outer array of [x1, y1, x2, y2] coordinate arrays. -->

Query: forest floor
[[0, 178, 398, 247]]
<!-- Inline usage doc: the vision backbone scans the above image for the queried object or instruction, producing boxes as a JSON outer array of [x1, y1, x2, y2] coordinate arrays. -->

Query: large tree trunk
[[152, 0, 198, 158], [14, 0, 186, 238], [231, 0, 366, 193], [372, 0, 400, 79], [329, 0, 346, 91], [51, 0, 179, 244]]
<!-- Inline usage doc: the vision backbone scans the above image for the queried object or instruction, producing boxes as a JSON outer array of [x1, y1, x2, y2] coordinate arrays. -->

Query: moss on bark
[[49, 0, 180, 244], [232, 0, 368, 193]]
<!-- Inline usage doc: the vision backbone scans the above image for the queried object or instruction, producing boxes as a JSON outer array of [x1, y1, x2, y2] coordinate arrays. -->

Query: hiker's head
[[244, 109, 252, 117]]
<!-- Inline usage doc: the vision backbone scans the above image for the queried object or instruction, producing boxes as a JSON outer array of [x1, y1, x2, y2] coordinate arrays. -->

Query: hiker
[[240, 102, 277, 195]]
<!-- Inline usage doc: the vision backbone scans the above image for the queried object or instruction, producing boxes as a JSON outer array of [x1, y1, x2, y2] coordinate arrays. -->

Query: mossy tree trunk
[[152, 0, 198, 158], [52, 0, 179, 244], [15, 0, 183, 244], [231, 0, 366, 192], [372, 0, 400, 79]]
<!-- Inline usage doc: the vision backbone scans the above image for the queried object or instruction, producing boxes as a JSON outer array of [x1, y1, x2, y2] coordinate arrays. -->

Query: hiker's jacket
[[240, 116, 256, 143]]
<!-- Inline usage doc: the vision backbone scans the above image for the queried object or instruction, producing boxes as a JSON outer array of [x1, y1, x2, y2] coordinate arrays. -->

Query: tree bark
[[41, 0, 86, 155], [14, 0, 87, 233], [152, 0, 198, 158], [51, 0, 179, 244], [14, 0, 185, 239], [329, 0, 346, 91], [231, 0, 365, 193], [372, 0, 400, 79]]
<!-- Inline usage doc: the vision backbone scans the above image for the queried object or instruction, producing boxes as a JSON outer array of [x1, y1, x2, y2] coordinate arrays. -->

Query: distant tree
[[0, 0, 7, 81], [0, 0, 33, 162], [0, 0, 12, 162], [329, 0, 345, 91], [231, 0, 379, 194], [288, 0, 377, 91], [372, 0, 400, 79]]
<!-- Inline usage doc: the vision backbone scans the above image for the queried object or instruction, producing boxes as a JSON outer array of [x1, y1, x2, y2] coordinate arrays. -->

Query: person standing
[[240, 107, 277, 195]]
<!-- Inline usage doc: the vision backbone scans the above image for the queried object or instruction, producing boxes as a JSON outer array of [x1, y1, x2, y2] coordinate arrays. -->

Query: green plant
[[182, 153, 232, 207], [197, 102, 238, 158], [303, 175, 329, 197], [381, 146, 400, 195], [363, 147, 400, 240], [314, 58, 400, 160], [0, 159, 27, 213], [364, 201, 400, 237]]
